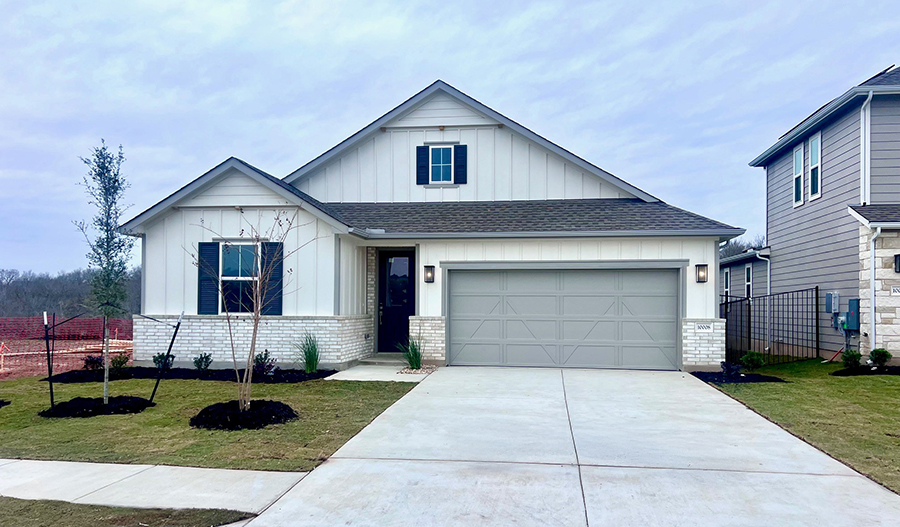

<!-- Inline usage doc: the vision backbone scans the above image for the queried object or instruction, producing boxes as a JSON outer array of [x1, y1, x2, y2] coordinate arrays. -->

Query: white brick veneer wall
[[859, 225, 900, 354], [134, 314, 375, 369], [409, 316, 445, 362], [681, 318, 726, 369]]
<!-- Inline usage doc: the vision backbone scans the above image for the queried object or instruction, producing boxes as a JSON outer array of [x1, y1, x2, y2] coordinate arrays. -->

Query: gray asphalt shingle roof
[[850, 204, 900, 224], [323, 199, 741, 235], [862, 66, 900, 86]]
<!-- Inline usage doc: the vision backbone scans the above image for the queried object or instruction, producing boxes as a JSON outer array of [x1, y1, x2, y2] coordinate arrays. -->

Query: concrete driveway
[[252, 368, 900, 526]]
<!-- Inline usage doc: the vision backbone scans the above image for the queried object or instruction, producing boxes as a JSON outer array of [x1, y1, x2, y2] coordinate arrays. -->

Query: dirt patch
[[692, 371, 787, 384], [189, 400, 299, 431], [39, 396, 155, 418], [45, 367, 336, 384], [399, 365, 438, 375], [831, 366, 900, 377]]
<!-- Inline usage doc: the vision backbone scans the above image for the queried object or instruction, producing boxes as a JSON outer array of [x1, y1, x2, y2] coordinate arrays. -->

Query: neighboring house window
[[221, 243, 258, 313], [792, 144, 804, 207], [745, 264, 752, 298], [723, 268, 730, 298], [430, 146, 453, 183], [809, 133, 821, 200]]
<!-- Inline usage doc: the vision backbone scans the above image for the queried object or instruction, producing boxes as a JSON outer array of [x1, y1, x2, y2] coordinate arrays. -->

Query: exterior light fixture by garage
[[696, 264, 708, 283], [423, 265, 435, 283], [895, 255, 900, 273]]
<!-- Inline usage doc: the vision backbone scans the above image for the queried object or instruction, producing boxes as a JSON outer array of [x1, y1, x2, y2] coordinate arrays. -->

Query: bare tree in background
[[75, 140, 134, 405], [190, 208, 318, 411], [720, 234, 767, 258]]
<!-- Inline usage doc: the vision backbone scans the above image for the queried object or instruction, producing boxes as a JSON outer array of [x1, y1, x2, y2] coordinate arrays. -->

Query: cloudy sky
[[2, 0, 899, 273]]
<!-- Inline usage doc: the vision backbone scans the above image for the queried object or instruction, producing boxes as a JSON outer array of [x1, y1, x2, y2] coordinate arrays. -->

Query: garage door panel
[[448, 269, 679, 370], [562, 320, 617, 341], [562, 296, 617, 316], [505, 296, 558, 315], [505, 343, 558, 366], [450, 296, 501, 316], [507, 319, 557, 340], [562, 345, 618, 367]]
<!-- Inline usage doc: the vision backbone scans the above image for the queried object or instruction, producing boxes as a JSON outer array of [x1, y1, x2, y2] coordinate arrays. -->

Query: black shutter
[[261, 242, 283, 316], [416, 145, 429, 185], [197, 242, 219, 315], [454, 144, 467, 184]]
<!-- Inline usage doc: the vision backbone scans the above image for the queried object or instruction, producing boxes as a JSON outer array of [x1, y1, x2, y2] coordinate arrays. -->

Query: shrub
[[870, 348, 892, 368], [110, 353, 129, 376], [152, 352, 174, 370], [253, 349, 277, 377], [293, 333, 319, 374], [842, 348, 862, 369], [83, 355, 103, 371], [397, 338, 422, 370], [739, 351, 766, 371], [720, 361, 742, 378], [193, 352, 213, 371]]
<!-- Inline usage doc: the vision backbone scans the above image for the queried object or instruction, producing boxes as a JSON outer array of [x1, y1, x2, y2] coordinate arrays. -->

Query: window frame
[[809, 132, 822, 201], [792, 143, 804, 208], [744, 263, 753, 298], [429, 145, 454, 184], [723, 268, 730, 298], [219, 242, 260, 314]]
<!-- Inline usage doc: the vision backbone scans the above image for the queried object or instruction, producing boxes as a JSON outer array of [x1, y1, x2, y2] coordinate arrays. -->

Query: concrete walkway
[[326, 364, 430, 382], [251, 367, 900, 526], [0, 459, 305, 514]]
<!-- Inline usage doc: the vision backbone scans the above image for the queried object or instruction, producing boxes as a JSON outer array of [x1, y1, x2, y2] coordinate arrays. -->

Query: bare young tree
[[74, 140, 134, 404], [190, 208, 318, 411], [720, 234, 767, 258]]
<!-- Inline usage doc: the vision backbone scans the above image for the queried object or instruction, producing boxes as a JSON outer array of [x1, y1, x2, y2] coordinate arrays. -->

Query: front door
[[378, 249, 416, 352]]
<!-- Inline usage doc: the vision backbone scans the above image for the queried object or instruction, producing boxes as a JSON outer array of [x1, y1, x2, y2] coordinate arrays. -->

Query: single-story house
[[121, 80, 743, 371]]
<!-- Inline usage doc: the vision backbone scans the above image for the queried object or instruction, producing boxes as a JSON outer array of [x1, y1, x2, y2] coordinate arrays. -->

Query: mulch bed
[[39, 396, 155, 418], [692, 371, 787, 384], [0, 400, 10, 410], [45, 367, 335, 384], [189, 400, 298, 431], [831, 366, 900, 377]]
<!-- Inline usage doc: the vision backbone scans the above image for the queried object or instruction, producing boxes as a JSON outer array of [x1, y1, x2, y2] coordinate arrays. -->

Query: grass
[[0, 496, 249, 527], [714, 360, 900, 492], [0, 375, 413, 472]]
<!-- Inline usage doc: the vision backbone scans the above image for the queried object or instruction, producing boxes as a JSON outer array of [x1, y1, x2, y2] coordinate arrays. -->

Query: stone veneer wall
[[409, 316, 446, 362], [681, 318, 726, 370], [859, 225, 900, 354], [134, 314, 375, 369]]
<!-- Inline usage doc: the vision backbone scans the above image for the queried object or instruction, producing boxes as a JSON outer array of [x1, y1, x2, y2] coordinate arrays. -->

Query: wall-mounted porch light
[[424, 265, 435, 283], [696, 264, 709, 283], [894, 255, 900, 273]]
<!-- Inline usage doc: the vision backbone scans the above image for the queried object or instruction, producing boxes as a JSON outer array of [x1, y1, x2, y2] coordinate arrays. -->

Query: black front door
[[378, 249, 415, 352]]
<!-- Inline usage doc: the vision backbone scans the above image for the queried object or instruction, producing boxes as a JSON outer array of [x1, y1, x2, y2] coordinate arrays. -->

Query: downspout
[[755, 251, 772, 350], [871, 226, 881, 351], [860, 90, 874, 204]]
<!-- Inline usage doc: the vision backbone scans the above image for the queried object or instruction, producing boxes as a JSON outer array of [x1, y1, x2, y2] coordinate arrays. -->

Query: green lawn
[[0, 496, 249, 527], [714, 360, 900, 492], [0, 375, 413, 471]]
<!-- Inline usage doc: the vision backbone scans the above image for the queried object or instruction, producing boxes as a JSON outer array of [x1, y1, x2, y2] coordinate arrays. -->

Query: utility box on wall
[[825, 292, 840, 314], [846, 298, 860, 332]]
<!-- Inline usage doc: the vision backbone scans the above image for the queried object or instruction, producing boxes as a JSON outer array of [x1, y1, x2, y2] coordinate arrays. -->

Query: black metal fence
[[719, 287, 819, 365]]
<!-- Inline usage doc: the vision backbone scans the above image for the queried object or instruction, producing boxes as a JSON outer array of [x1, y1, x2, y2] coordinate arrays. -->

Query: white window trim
[[219, 242, 260, 314], [745, 263, 753, 298], [429, 144, 454, 184], [809, 132, 822, 201], [792, 143, 804, 208], [723, 268, 730, 298]]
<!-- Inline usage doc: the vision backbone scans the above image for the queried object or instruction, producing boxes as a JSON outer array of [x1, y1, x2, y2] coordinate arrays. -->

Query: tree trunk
[[102, 315, 110, 405]]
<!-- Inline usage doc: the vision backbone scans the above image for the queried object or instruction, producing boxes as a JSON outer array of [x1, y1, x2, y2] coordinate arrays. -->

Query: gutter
[[347, 227, 746, 240]]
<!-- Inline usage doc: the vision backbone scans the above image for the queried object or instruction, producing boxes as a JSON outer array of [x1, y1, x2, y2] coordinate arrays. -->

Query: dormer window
[[431, 146, 453, 183]]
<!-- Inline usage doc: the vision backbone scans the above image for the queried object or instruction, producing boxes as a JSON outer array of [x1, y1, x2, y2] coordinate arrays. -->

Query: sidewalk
[[0, 458, 306, 514]]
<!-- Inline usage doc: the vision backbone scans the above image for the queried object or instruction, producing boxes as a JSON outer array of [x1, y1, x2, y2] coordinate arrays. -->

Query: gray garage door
[[447, 269, 679, 369]]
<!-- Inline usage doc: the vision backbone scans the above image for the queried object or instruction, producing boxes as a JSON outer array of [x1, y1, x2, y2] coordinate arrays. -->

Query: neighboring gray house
[[719, 249, 769, 300], [122, 80, 743, 372], [742, 65, 900, 355]]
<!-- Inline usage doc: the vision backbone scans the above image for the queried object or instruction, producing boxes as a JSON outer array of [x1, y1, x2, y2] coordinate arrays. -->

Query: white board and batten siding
[[142, 168, 338, 316], [293, 93, 637, 203]]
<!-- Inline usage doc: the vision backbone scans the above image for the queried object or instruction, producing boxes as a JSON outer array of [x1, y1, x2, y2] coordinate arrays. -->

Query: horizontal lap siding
[[719, 259, 768, 299], [766, 104, 861, 352], [870, 95, 900, 202]]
